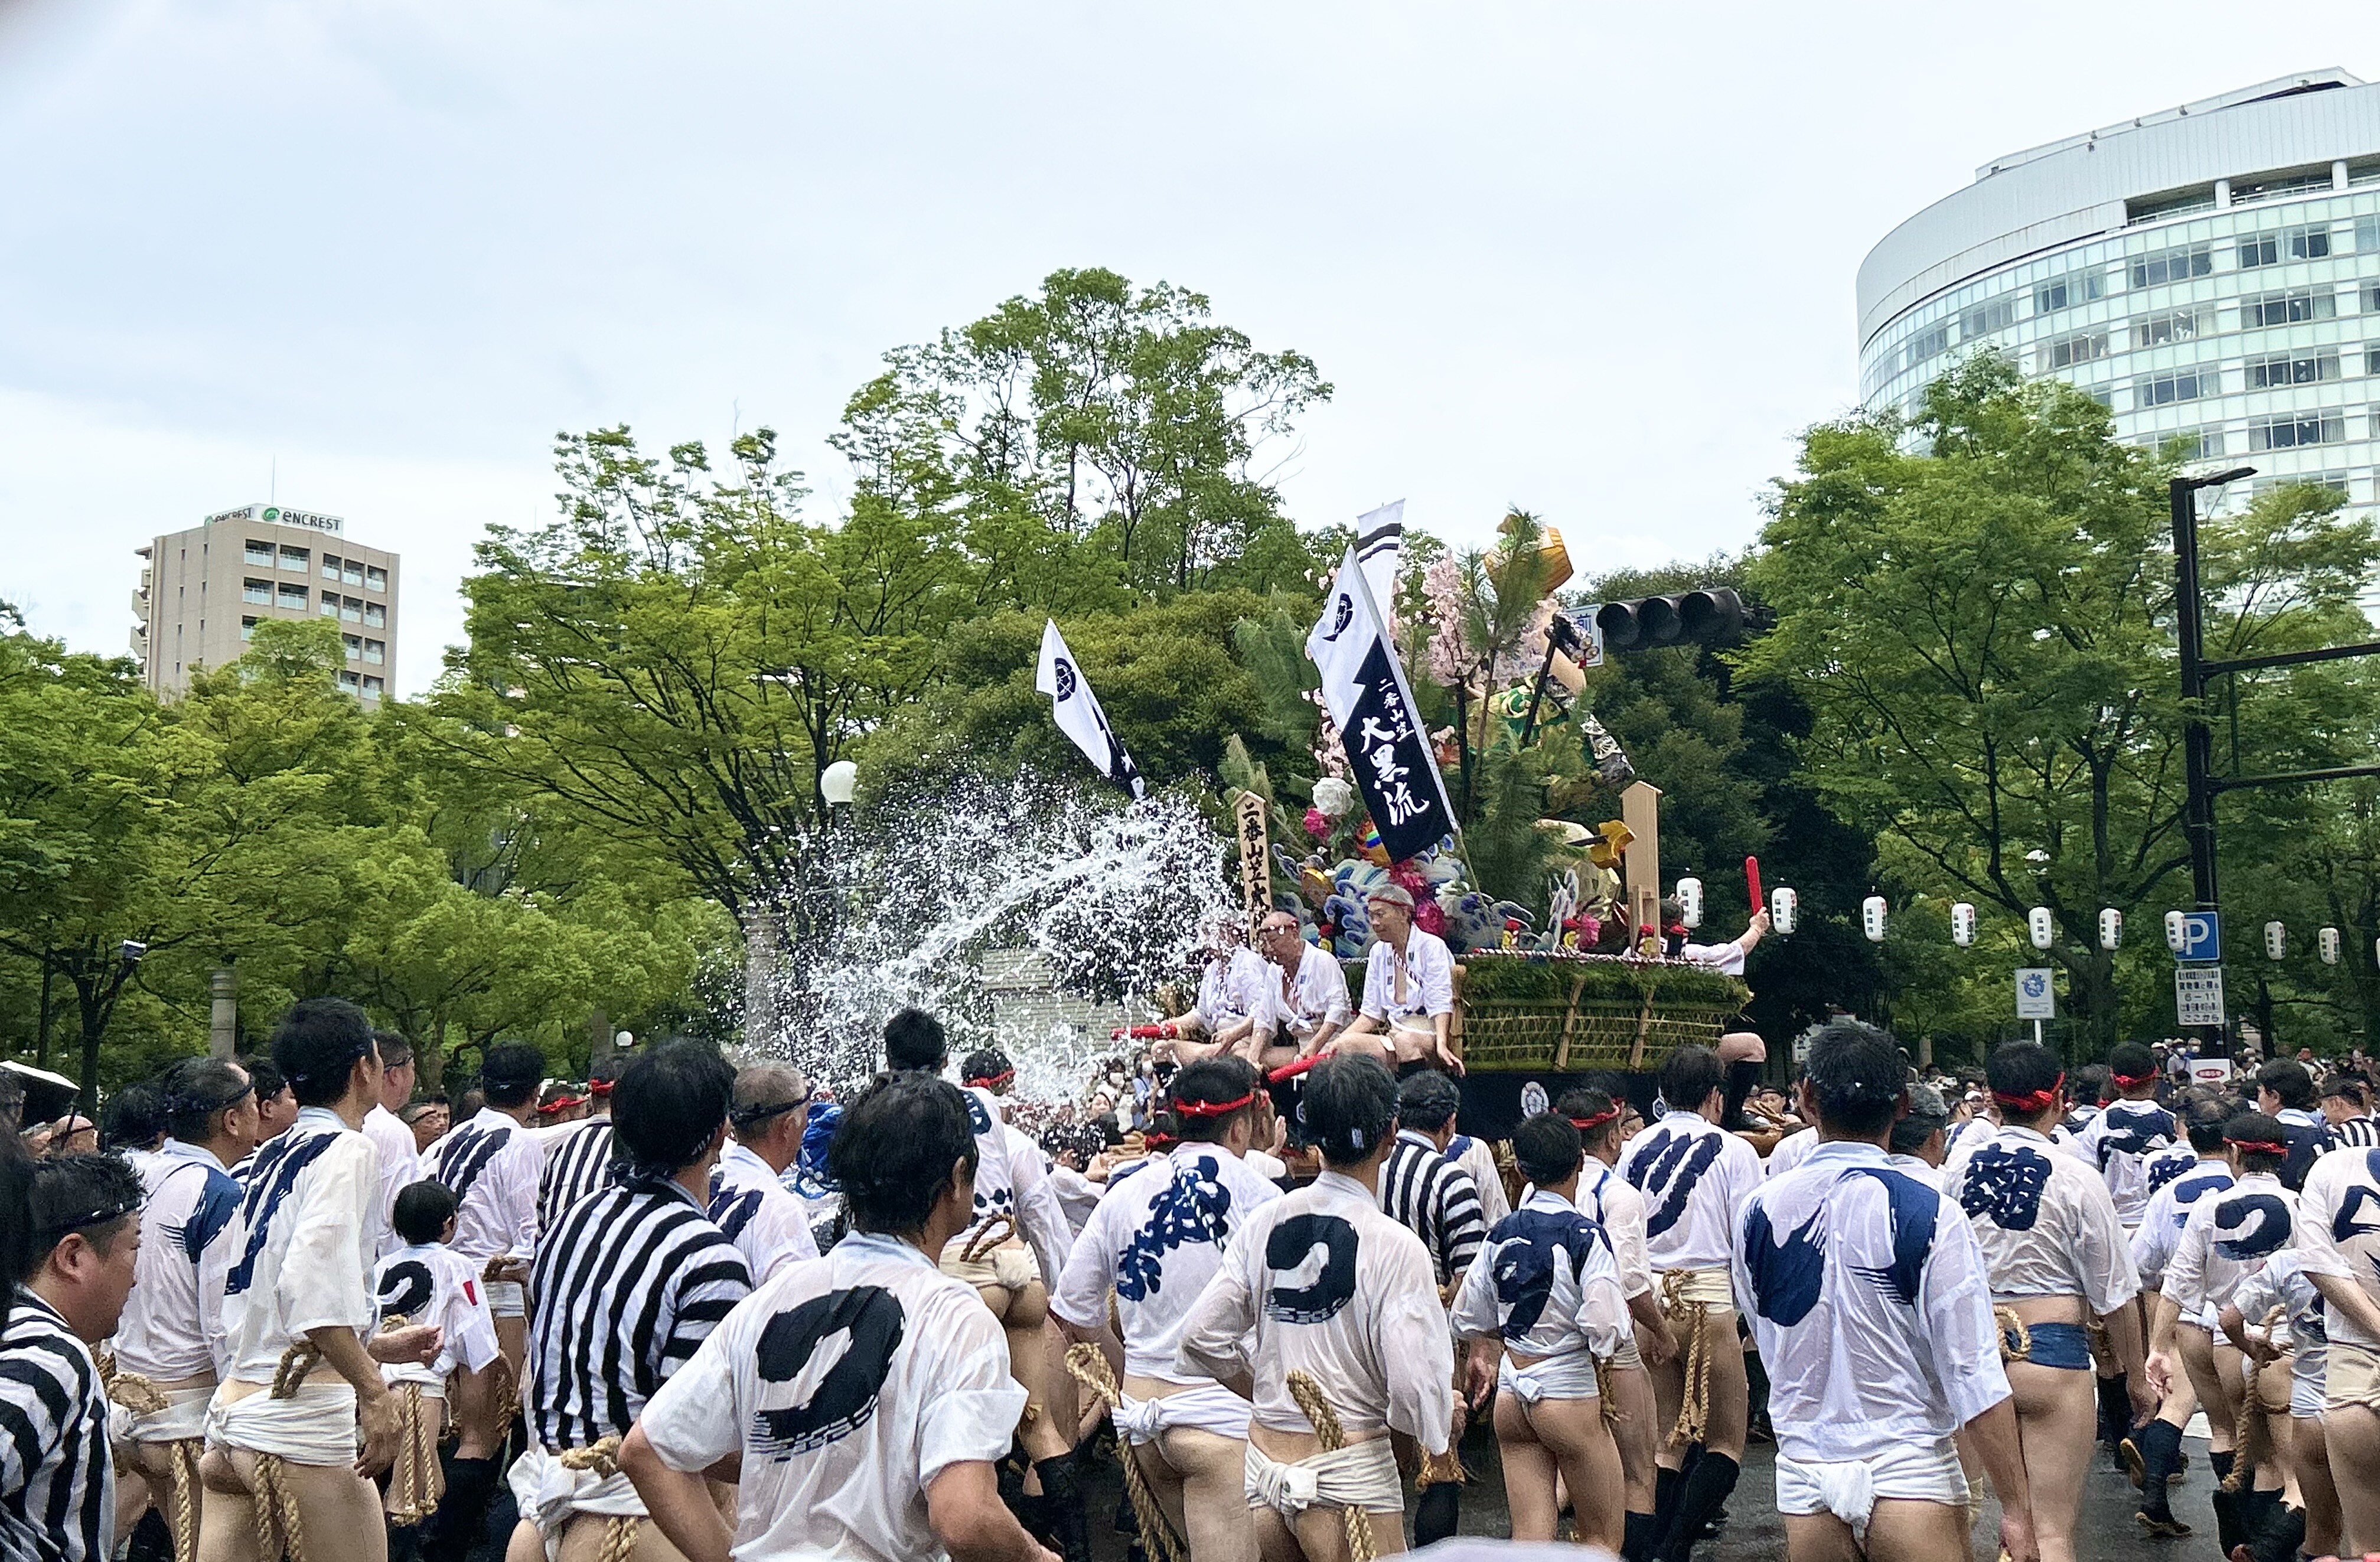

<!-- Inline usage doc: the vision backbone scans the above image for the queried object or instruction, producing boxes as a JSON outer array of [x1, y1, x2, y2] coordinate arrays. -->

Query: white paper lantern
[[1861, 895, 1887, 944], [2028, 907, 2053, 950], [2099, 909, 2123, 951], [1771, 887, 1798, 936], [1675, 877, 1704, 930], [1951, 902, 1976, 947]]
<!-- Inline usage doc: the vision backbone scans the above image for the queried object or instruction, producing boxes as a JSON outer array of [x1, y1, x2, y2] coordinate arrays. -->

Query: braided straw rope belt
[[1659, 1271, 1718, 1446], [251, 1341, 325, 1561], [100, 1355, 202, 1562], [1284, 1371, 1377, 1562], [2224, 1304, 2290, 1495], [1064, 1345, 1184, 1562], [556, 1436, 643, 1562]]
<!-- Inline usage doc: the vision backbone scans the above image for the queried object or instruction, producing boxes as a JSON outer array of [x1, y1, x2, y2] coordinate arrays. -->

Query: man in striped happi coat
[[2, 1152, 145, 1562], [534, 1050, 626, 1238], [508, 1040, 751, 1562], [1374, 1068, 1486, 1548]]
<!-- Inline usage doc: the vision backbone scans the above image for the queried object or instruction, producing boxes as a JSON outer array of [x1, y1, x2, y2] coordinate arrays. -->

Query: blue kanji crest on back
[[1960, 1143, 2053, 1231], [1116, 1155, 1234, 1303]]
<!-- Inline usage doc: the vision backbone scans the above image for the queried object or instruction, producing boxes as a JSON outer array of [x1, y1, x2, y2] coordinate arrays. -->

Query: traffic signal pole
[[2172, 473, 2226, 918]]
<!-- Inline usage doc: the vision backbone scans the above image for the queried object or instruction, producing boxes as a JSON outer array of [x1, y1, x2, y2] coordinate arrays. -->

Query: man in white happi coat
[[1616, 1043, 1763, 1557], [1178, 1055, 1455, 1561], [2290, 1134, 2380, 1555], [885, 1007, 1088, 1562], [200, 1000, 441, 1562], [1052, 1058, 1282, 1562], [2120, 1093, 2234, 1534], [1171, 919, 1273, 1063], [706, 1064, 821, 1284], [1331, 886, 1460, 1075], [2147, 1109, 2298, 1557], [624, 1070, 1058, 1562], [109, 1058, 255, 1553], [1736, 1019, 2039, 1562], [1453, 1111, 1632, 1551], [1249, 909, 1351, 1072], [360, 1032, 420, 1259]]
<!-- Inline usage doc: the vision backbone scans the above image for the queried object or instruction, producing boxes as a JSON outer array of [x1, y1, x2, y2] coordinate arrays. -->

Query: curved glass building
[[1860, 69, 2380, 517]]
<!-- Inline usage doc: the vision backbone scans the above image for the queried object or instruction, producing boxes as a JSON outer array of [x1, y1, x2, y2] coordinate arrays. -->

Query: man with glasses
[[1250, 911, 1352, 1072], [707, 1064, 821, 1283]]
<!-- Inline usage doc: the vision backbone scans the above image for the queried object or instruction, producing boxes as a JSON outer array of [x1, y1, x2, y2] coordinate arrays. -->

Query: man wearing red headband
[[2073, 1042, 2175, 1458], [1559, 1087, 1674, 1560], [1051, 1058, 1282, 1562], [1941, 1041, 2151, 1562], [2147, 1110, 2298, 1556], [534, 1048, 624, 1238]]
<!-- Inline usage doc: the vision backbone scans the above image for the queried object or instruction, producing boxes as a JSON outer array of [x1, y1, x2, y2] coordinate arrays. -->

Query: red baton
[[1267, 1054, 1327, 1084], [1745, 856, 1763, 912]]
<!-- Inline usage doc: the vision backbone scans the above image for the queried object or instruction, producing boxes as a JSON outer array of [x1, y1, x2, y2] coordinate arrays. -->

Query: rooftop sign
[[204, 504, 344, 535]]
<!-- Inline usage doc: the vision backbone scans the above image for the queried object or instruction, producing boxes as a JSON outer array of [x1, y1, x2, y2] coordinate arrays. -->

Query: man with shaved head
[[706, 1063, 821, 1283]]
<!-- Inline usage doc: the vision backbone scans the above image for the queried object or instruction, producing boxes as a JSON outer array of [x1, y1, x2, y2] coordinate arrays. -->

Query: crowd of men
[[16, 947, 2380, 1561]]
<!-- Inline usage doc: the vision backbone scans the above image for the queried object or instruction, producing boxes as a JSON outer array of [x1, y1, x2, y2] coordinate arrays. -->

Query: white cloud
[[0, 0, 2365, 692]]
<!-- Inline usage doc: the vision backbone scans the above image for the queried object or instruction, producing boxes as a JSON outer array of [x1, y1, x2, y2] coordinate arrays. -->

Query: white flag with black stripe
[[1035, 619, 1146, 800], [1306, 545, 1455, 860], [1355, 500, 1404, 614]]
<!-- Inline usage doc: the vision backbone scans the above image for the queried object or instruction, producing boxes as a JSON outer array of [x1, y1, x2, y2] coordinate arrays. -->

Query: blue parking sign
[[2177, 911, 2221, 963]]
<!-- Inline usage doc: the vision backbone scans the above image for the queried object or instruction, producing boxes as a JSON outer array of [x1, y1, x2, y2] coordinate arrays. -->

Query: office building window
[[2363, 282, 2380, 313], [278, 582, 309, 608], [319, 595, 340, 618], [240, 617, 257, 641], [2035, 270, 2106, 314], [2132, 308, 2211, 348], [2247, 412, 2346, 451], [243, 578, 272, 605], [278, 546, 308, 572], [2248, 350, 2340, 387], [1962, 296, 2017, 338], [2039, 330, 2108, 371], [2368, 346, 2380, 376], [1904, 321, 1951, 369], [2169, 427, 2225, 460], [361, 676, 384, 697], [2244, 289, 2337, 327], [244, 540, 275, 567], [2239, 233, 2280, 268], [2359, 216, 2380, 252], [2235, 226, 2326, 268], [321, 554, 342, 579], [2130, 243, 2212, 288], [341, 596, 363, 622], [343, 634, 362, 660], [343, 560, 362, 586], [2136, 370, 2207, 407], [363, 604, 386, 628], [365, 566, 387, 592], [339, 670, 361, 692], [363, 639, 384, 665]]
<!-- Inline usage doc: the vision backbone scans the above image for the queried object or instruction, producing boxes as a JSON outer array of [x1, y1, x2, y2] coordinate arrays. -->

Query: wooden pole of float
[[1621, 780, 1662, 941]]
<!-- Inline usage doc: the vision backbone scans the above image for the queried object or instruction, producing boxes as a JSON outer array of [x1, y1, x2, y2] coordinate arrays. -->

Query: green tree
[[833, 268, 1334, 605], [432, 426, 966, 935], [1742, 356, 2378, 1052]]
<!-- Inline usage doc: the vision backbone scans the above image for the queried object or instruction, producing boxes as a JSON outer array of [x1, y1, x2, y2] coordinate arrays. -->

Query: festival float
[[1221, 507, 1755, 1134]]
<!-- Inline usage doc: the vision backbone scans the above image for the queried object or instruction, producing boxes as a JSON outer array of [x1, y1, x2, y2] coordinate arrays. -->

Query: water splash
[[753, 774, 1231, 1100]]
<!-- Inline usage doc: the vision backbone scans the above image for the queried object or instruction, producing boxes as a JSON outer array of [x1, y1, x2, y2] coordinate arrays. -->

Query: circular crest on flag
[[1520, 1081, 1548, 1118], [1322, 594, 1354, 641], [1052, 657, 1078, 700]]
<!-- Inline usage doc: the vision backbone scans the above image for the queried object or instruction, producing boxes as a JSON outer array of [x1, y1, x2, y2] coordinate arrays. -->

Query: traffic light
[[1594, 588, 1749, 653]]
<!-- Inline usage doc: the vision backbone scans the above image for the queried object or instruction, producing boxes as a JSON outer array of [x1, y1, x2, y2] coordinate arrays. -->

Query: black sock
[[2252, 1491, 2303, 1562], [386, 1523, 422, 1562], [420, 1456, 498, 1562], [2096, 1371, 2129, 1443], [1623, 1509, 1657, 1561], [1652, 1466, 1681, 1535], [2134, 1418, 2183, 1517], [125, 1509, 174, 1562], [2206, 1452, 2242, 1554], [1655, 1451, 1738, 1561], [1034, 1453, 1093, 1562], [1415, 1482, 1462, 1546]]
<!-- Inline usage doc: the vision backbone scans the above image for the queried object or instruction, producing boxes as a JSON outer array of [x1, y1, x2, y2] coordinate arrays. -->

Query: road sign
[[2175, 965, 2227, 1027], [2015, 967, 2056, 1019], [2175, 911, 2221, 963]]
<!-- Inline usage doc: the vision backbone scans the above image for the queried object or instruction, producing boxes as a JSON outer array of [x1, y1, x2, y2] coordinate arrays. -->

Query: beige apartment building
[[133, 504, 400, 701]]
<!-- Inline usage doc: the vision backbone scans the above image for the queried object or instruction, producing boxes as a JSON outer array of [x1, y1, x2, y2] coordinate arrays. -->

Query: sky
[[0, 2, 2370, 698]]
